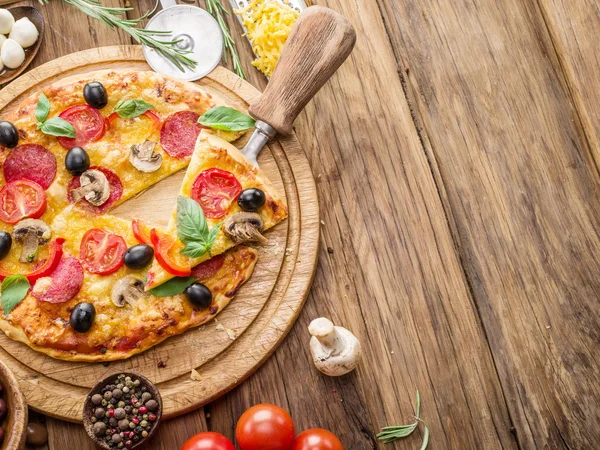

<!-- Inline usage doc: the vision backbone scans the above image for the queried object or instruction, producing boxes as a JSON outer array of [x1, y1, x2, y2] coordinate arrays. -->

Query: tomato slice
[[191, 168, 242, 219], [57, 105, 106, 149], [79, 229, 127, 275], [0, 179, 47, 224], [132, 218, 153, 245], [150, 228, 191, 277], [0, 238, 65, 283], [106, 110, 161, 131]]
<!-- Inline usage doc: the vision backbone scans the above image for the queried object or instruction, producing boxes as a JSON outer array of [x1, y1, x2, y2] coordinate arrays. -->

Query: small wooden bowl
[[0, 6, 45, 85], [82, 372, 162, 450], [0, 359, 27, 450]]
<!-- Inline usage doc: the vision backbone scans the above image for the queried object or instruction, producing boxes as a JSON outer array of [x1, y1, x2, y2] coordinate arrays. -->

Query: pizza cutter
[[241, 6, 356, 166]]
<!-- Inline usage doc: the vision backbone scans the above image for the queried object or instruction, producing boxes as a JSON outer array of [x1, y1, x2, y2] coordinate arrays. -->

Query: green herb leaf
[[39, 117, 76, 138], [177, 196, 208, 243], [419, 423, 429, 450], [377, 391, 429, 446], [148, 276, 196, 297], [198, 106, 256, 131], [1, 275, 30, 316], [180, 240, 212, 258], [35, 93, 50, 124], [112, 99, 155, 119], [207, 222, 221, 248]]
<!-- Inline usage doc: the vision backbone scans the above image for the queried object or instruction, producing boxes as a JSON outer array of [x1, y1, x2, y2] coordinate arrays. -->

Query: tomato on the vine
[[236, 404, 295, 450], [180, 432, 235, 450], [291, 429, 344, 450]]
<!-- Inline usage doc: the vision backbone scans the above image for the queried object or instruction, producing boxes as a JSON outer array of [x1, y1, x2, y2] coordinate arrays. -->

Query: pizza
[[0, 70, 286, 361], [145, 131, 288, 289]]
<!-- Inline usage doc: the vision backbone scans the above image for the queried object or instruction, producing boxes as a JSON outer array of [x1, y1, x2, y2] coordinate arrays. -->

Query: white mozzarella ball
[[1, 38, 25, 69], [9, 17, 38, 48], [0, 34, 6, 51], [0, 10, 14, 35]]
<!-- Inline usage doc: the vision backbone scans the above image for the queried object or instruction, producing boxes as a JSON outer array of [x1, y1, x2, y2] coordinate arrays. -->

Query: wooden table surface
[[3, 0, 598, 448]]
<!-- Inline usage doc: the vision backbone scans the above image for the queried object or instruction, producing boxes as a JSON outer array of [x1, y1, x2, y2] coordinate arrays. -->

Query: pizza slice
[[145, 131, 288, 290], [0, 205, 258, 361]]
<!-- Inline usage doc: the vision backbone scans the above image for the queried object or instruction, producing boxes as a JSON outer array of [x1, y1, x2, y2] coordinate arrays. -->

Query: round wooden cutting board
[[0, 46, 320, 422]]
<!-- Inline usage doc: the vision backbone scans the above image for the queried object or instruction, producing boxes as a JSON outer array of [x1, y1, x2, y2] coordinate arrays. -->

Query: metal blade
[[241, 121, 277, 167]]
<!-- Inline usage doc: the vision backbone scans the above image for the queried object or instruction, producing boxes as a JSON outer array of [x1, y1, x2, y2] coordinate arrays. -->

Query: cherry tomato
[[57, 104, 106, 148], [0, 179, 47, 224], [180, 432, 235, 450], [291, 429, 344, 450], [191, 168, 242, 219], [236, 404, 295, 450], [132, 218, 153, 246], [150, 228, 191, 276], [107, 110, 161, 131], [0, 238, 65, 283], [79, 228, 127, 275]]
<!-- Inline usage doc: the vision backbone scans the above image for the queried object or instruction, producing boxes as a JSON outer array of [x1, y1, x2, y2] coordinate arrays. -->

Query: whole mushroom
[[308, 317, 362, 376], [12, 218, 51, 263], [70, 169, 110, 206]]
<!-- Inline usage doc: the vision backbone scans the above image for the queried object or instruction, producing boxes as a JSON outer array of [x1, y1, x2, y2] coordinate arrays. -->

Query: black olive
[[184, 282, 212, 309], [65, 146, 90, 176], [123, 244, 154, 270], [0, 232, 11, 260], [237, 188, 266, 212], [70, 302, 96, 333], [0, 121, 18, 148], [83, 82, 108, 109]]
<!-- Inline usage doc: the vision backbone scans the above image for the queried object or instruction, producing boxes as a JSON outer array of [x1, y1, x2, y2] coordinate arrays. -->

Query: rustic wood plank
[[206, 0, 519, 449], [376, 0, 600, 448]]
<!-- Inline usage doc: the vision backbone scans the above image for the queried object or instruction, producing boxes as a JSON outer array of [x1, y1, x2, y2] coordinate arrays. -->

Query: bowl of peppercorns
[[82, 372, 162, 449], [0, 359, 27, 450]]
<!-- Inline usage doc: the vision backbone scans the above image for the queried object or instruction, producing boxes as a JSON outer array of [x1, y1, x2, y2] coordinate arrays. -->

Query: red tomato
[[236, 404, 295, 450], [57, 104, 106, 148], [180, 432, 235, 450], [0, 179, 47, 224], [291, 429, 344, 450], [79, 229, 127, 275], [0, 238, 65, 283], [150, 228, 191, 277], [191, 168, 242, 219], [132, 218, 153, 245]]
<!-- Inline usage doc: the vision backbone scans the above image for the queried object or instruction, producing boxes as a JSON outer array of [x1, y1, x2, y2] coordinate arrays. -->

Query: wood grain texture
[[249, 6, 356, 135], [0, 46, 319, 423], [376, 0, 600, 448]]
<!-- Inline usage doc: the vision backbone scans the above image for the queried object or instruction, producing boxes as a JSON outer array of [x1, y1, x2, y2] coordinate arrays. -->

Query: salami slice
[[3, 144, 57, 189], [67, 166, 123, 213], [159, 110, 203, 158], [191, 254, 225, 281], [32, 256, 84, 304]]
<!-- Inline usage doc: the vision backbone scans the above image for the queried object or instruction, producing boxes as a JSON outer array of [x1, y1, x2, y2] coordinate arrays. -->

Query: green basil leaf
[[177, 196, 208, 244], [35, 93, 50, 124], [40, 117, 76, 138], [1, 275, 30, 316], [198, 106, 256, 131], [206, 222, 221, 247], [180, 240, 210, 258], [148, 276, 196, 297], [113, 99, 155, 119]]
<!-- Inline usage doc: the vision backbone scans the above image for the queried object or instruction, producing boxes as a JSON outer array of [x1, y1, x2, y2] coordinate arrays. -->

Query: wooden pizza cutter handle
[[248, 6, 356, 136]]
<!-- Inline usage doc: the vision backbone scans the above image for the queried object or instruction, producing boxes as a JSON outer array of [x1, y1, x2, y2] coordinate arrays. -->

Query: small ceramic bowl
[[82, 372, 162, 450], [0, 6, 45, 85], [0, 359, 27, 450]]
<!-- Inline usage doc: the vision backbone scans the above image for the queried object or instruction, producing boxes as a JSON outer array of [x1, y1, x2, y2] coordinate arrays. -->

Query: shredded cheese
[[236, 0, 300, 77]]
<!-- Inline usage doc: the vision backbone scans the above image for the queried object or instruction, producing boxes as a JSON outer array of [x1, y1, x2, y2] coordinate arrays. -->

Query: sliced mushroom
[[111, 275, 146, 307], [223, 212, 267, 244], [70, 169, 110, 206], [12, 219, 51, 263], [129, 140, 162, 173]]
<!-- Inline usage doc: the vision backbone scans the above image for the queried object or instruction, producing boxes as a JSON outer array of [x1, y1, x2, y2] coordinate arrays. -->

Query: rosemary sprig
[[377, 391, 430, 448], [205, 0, 246, 79], [37, 0, 198, 71]]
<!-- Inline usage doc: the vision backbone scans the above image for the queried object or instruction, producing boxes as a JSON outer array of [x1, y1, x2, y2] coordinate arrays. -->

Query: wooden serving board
[[0, 46, 320, 422]]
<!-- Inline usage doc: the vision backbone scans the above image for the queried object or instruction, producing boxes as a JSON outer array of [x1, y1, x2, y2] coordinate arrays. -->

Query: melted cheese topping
[[236, 0, 299, 77]]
